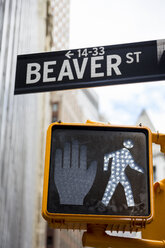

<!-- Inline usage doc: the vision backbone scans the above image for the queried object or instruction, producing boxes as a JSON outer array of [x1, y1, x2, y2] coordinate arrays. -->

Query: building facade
[[0, 1, 52, 248], [42, 2, 104, 247], [0, 1, 105, 248], [51, 88, 99, 123]]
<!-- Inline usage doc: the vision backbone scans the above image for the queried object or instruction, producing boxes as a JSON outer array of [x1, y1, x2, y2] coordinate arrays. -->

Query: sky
[[69, 0, 165, 132]]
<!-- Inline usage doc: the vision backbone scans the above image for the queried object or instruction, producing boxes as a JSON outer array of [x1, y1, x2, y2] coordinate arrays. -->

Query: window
[[52, 103, 58, 112], [153, 165, 157, 182], [47, 236, 53, 246], [46, 224, 54, 247], [52, 102, 59, 122]]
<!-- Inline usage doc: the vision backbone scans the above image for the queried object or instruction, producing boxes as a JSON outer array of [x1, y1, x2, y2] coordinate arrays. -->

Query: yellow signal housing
[[42, 121, 153, 232]]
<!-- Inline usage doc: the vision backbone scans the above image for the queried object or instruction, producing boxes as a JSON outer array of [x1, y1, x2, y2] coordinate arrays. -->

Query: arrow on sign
[[65, 50, 74, 59]]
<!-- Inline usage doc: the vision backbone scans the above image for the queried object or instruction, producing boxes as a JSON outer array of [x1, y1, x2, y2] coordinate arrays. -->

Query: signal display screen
[[47, 125, 150, 217]]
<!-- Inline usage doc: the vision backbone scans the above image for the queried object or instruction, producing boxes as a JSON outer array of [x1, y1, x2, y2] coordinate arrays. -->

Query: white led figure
[[102, 139, 144, 207]]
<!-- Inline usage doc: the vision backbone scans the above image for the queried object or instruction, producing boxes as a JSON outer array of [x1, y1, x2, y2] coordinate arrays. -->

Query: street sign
[[42, 122, 153, 231], [15, 39, 165, 94]]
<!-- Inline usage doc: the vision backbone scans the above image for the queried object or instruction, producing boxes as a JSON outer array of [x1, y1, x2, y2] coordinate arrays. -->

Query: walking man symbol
[[102, 139, 144, 207]]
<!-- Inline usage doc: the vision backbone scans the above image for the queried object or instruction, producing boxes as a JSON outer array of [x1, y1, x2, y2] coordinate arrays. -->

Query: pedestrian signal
[[42, 122, 153, 231]]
